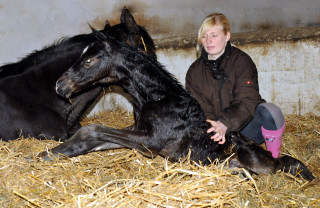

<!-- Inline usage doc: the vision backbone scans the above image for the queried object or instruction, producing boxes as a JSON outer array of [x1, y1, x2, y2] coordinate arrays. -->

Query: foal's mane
[[118, 37, 182, 89]]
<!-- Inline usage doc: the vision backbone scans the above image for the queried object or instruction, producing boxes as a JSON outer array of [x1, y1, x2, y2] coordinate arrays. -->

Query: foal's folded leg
[[235, 144, 316, 181], [279, 155, 316, 181]]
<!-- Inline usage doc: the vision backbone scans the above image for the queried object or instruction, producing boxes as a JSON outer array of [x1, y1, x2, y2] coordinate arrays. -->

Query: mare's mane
[[0, 34, 94, 78]]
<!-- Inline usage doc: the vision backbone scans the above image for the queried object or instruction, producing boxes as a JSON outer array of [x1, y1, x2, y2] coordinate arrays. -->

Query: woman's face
[[201, 24, 230, 60]]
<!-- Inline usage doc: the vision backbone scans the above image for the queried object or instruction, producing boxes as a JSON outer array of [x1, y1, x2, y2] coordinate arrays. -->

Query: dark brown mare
[[0, 7, 155, 141], [40, 33, 315, 181]]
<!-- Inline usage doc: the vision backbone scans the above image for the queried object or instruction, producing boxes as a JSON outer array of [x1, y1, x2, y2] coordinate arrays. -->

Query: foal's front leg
[[38, 124, 155, 161], [38, 125, 121, 160]]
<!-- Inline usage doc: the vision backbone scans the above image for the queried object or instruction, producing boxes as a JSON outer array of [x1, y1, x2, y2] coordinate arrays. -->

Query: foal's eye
[[83, 57, 97, 68]]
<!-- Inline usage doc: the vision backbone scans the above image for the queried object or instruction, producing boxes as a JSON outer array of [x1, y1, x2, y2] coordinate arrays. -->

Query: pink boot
[[261, 122, 285, 158]]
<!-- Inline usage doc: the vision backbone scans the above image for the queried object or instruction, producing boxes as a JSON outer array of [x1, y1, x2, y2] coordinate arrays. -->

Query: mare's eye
[[85, 59, 91, 63]]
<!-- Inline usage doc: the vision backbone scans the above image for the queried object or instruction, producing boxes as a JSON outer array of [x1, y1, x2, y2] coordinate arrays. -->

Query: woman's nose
[[206, 36, 212, 44]]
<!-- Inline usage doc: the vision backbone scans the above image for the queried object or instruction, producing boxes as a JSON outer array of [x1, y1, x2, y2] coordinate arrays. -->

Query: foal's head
[[56, 34, 135, 98]]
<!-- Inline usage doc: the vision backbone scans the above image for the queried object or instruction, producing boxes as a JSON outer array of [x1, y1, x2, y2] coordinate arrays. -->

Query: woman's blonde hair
[[196, 13, 230, 57]]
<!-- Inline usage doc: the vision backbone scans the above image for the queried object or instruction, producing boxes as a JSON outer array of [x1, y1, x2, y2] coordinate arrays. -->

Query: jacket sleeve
[[219, 54, 262, 132], [185, 65, 218, 119]]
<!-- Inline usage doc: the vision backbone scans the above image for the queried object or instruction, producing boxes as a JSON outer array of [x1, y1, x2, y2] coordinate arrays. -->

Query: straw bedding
[[0, 110, 319, 207]]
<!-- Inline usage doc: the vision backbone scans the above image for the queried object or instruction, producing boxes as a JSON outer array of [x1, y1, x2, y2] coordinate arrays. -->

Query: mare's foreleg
[[38, 124, 156, 161]]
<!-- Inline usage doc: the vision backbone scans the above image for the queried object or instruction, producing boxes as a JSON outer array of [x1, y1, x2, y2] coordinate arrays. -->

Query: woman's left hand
[[206, 119, 227, 144]]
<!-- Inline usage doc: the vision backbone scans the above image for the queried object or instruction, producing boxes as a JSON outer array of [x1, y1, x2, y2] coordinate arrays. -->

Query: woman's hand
[[206, 119, 227, 144]]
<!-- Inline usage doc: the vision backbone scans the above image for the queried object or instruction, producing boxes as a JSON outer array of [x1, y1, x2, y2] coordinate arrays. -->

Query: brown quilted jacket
[[185, 42, 264, 132]]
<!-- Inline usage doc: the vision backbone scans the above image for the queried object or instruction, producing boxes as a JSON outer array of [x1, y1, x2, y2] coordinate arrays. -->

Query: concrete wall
[[234, 32, 320, 115], [0, 0, 320, 115]]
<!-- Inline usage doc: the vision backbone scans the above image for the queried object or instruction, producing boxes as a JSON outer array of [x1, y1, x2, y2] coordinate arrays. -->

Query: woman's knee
[[257, 103, 284, 130]]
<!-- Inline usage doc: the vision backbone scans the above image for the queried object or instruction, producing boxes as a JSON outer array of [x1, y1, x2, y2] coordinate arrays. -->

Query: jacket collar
[[201, 41, 231, 65], [201, 41, 231, 80]]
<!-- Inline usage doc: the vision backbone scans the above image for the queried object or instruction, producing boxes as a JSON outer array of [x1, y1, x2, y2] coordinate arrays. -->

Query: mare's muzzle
[[56, 77, 77, 99]]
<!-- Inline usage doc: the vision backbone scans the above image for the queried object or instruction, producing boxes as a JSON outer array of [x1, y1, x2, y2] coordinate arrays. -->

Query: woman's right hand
[[206, 119, 227, 144]]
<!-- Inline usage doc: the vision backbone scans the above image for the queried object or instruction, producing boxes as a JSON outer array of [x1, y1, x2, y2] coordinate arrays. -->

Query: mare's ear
[[120, 6, 140, 34]]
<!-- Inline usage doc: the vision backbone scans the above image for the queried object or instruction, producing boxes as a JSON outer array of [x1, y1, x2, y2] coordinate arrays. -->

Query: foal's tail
[[279, 155, 316, 181]]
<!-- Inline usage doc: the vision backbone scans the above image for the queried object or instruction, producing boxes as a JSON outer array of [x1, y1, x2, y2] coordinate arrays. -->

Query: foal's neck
[[120, 60, 183, 103]]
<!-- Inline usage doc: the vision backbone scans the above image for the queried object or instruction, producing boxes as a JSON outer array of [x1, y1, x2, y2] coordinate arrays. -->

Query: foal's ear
[[94, 31, 108, 42], [88, 23, 98, 33], [120, 6, 139, 34], [88, 20, 111, 34], [103, 20, 112, 32]]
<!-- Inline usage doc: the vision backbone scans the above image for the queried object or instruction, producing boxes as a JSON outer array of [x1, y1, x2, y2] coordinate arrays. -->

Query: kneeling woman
[[186, 13, 285, 158]]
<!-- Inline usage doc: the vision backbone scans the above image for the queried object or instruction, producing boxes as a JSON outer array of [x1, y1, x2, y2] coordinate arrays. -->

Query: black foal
[[39, 33, 315, 181]]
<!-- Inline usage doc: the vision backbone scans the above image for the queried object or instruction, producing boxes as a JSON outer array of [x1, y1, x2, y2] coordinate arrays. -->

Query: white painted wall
[[237, 40, 320, 115], [0, 0, 319, 115]]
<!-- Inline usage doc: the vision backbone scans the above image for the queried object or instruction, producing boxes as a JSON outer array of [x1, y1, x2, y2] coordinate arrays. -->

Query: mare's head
[[101, 6, 156, 58]]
